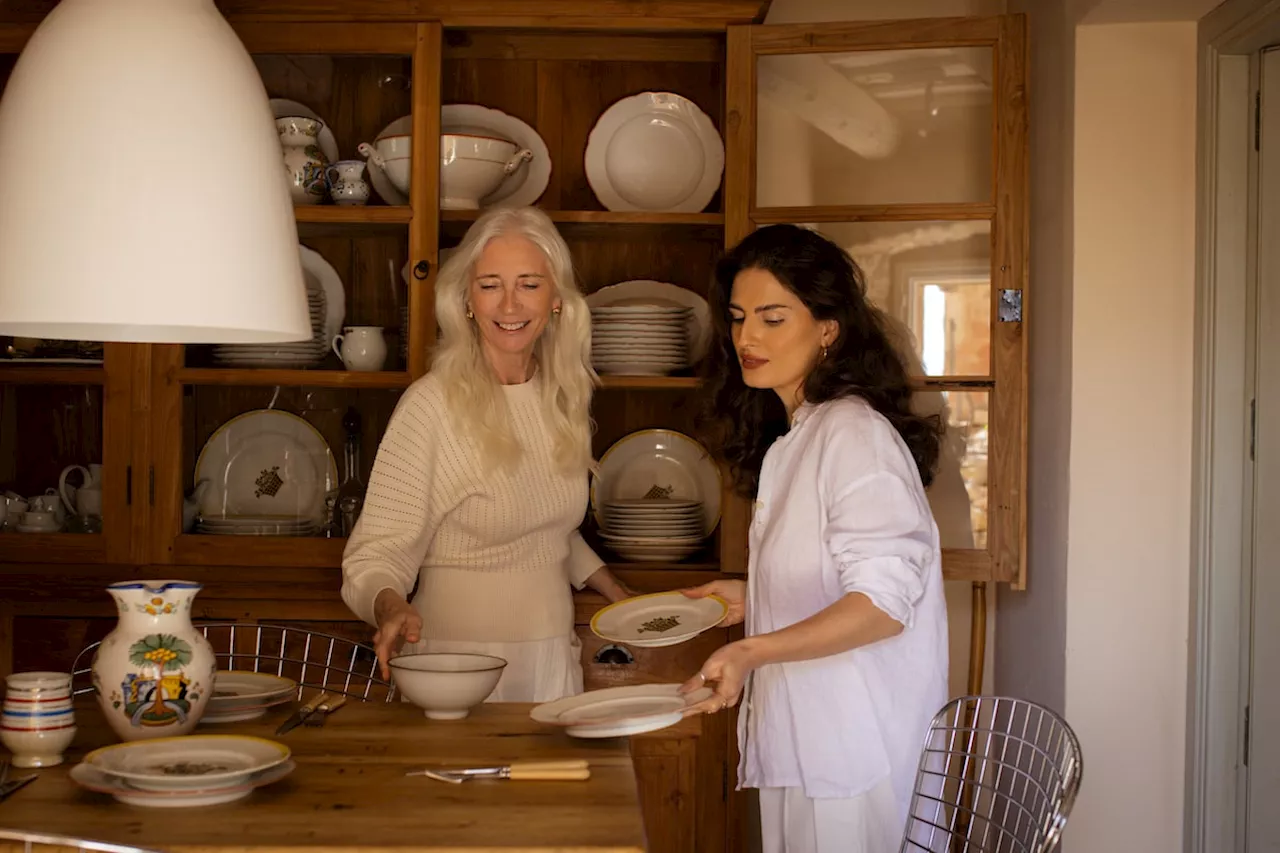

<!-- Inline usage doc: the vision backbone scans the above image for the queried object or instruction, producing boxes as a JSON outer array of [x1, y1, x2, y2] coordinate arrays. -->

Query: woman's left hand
[[680, 640, 757, 715]]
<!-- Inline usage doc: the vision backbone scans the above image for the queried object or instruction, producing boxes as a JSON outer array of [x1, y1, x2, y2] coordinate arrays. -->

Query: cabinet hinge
[[125, 465, 132, 506], [1245, 704, 1251, 766], [148, 466, 155, 507], [1251, 399, 1257, 462], [1256, 90, 1262, 152], [998, 289, 1022, 323]]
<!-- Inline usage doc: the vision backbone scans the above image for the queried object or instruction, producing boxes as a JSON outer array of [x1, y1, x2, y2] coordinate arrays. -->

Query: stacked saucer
[[598, 498, 706, 562], [212, 288, 328, 368], [196, 516, 319, 537], [590, 304, 691, 376], [202, 671, 297, 724]]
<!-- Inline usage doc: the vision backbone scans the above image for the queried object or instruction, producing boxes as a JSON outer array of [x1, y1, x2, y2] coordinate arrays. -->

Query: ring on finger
[[697, 672, 707, 685]]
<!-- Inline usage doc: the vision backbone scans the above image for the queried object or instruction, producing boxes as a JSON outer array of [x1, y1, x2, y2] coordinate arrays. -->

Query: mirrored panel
[[776, 220, 991, 376], [757, 47, 994, 207]]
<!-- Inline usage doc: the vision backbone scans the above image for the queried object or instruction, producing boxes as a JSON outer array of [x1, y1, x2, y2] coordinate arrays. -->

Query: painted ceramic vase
[[277, 115, 329, 205], [91, 580, 216, 741]]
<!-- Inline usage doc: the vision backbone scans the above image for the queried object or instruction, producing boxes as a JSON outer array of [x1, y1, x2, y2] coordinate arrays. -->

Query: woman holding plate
[[678, 224, 949, 852], [341, 206, 631, 703]]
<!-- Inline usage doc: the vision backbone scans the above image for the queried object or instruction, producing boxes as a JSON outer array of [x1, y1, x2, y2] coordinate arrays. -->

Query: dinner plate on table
[[590, 591, 727, 648], [83, 734, 292, 791], [69, 759, 295, 808], [531, 684, 714, 738], [201, 671, 297, 723]]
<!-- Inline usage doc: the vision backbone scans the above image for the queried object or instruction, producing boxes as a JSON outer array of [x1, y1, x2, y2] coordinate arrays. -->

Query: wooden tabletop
[[0, 697, 656, 852]]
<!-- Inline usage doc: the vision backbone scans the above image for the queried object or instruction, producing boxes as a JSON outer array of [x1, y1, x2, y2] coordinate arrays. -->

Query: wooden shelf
[[293, 205, 412, 235], [598, 375, 699, 390], [0, 364, 105, 385], [441, 209, 724, 240], [177, 368, 413, 389]]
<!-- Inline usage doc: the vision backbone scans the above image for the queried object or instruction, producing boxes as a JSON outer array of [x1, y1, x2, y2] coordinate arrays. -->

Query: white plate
[[367, 115, 411, 205], [530, 684, 713, 738], [592, 429, 720, 533], [301, 244, 346, 346], [70, 760, 294, 807], [84, 734, 291, 791], [585, 92, 723, 213], [587, 281, 710, 360], [443, 104, 551, 208], [208, 671, 296, 706], [270, 99, 338, 163], [195, 410, 337, 526], [591, 591, 727, 647]]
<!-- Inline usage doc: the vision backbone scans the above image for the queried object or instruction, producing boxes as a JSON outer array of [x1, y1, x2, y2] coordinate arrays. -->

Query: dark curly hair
[[698, 224, 943, 497]]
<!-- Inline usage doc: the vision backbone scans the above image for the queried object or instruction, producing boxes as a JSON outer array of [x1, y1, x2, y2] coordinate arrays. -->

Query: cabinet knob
[[593, 644, 635, 665], [412, 260, 431, 280]]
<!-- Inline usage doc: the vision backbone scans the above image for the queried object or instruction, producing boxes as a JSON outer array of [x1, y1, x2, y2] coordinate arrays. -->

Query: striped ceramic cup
[[1, 671, 76, 767]]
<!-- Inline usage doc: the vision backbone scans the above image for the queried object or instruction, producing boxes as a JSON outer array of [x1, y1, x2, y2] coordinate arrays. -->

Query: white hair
[[430, 206, 597, 474]]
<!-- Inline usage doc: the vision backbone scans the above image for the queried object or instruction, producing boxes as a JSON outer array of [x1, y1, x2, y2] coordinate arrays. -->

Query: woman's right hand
[[682, 579, 747, 627], [372, 589, 422, 680]]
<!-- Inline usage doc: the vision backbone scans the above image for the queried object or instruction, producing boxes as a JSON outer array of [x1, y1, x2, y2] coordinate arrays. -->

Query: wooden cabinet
[[0, 4, 1028, 851]]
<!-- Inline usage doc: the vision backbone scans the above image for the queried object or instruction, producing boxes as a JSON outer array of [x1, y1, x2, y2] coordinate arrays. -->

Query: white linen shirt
[[739, 396, 949, 819]]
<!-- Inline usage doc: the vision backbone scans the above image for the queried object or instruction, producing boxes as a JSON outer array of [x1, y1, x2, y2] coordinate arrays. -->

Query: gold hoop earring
[[552, 306, 561, 316]]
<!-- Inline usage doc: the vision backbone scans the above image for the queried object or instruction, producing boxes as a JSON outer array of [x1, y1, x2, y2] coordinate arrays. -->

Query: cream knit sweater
[[340, 372, 604, 642]]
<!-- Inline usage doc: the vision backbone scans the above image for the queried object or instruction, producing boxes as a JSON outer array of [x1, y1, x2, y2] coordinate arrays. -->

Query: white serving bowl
[[389, 653, 506, 720], [440, 133, 531, 210]]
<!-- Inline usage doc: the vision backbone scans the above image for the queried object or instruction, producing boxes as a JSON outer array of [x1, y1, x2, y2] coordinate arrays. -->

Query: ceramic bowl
[[440, 133, 525, 210], [389, 653, 506, 720]]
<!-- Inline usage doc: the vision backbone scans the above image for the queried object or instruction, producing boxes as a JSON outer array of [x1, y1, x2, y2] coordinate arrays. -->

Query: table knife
[[406, 759, 590, 782], [0, 774, 35, 803], [275, 691, 330, 735]]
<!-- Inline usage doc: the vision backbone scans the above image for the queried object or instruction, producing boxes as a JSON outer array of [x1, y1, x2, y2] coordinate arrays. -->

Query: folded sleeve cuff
[[341, 569, 409, 627], [837, 555, 926, 629], [568, 533, 606, 589]]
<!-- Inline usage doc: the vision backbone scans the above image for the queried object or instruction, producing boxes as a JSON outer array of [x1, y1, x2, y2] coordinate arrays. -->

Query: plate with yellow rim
[[83, 734, 291, 792], [591, 591, 728, 648]]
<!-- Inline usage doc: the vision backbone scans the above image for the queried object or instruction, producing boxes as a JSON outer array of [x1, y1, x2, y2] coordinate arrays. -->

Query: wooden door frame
[[1189, 3, 1280, 852]]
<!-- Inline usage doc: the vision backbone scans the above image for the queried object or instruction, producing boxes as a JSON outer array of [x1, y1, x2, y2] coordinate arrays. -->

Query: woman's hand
[[682, 579, 747, 627], [679, 640, 758, 715], [372, 589, 422, 680]]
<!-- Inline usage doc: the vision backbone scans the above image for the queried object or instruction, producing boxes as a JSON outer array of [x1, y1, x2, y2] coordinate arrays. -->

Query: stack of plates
[[212, 289, 327, 368], [203, 671, 297, 724], [68, 734, 295, 808], [591, 304, 691, 376], [598, 498, 706, 562], [195, 516, 319, 537]]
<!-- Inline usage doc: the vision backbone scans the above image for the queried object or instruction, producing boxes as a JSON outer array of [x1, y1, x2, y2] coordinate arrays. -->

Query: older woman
[[341, 206, 630, 703], [679, 224, 949, 852]]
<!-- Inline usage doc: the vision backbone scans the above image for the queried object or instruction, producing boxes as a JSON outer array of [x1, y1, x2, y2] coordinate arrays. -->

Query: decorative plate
[[70, 759, 295, 808], [591, 591, 727, 648], [591, 429, 722, 535], [194, 409, 337, 526], [584, 92, 723, 213], [83, 734, 291, 791]]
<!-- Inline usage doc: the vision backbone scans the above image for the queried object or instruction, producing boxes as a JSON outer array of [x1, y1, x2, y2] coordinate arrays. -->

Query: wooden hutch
[[0, 3, 1028, 850]]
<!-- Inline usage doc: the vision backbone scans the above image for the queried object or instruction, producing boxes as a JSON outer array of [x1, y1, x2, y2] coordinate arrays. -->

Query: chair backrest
[[71, 622, 396, 702], [900, 695, 1083, 853], [0, 828, 164, 853]]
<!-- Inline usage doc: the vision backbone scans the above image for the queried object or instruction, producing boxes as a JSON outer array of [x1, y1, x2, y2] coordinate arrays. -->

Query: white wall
[[1066, 21, 1199, 852]]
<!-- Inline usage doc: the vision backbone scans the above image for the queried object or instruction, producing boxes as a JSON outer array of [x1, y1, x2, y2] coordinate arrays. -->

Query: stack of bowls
[[598, 498, 706, 562], [1, 671, 76, 767]]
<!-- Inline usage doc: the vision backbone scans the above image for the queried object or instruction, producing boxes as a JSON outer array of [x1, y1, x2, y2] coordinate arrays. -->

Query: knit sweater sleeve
[[568, 531, 606, 589], [341, 380, 443, 627]]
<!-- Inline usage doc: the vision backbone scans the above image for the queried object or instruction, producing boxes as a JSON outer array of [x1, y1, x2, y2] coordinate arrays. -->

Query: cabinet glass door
[[730, 15, 1027, 585]]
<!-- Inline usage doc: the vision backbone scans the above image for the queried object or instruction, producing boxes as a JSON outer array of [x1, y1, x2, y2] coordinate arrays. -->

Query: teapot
[[59, 463, 102, 518]]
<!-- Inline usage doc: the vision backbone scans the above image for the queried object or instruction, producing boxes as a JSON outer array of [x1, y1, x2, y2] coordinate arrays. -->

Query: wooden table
[[0, 698, 659, 852]]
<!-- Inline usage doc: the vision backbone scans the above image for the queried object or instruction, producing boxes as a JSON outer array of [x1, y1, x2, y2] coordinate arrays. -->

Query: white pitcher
[[59, 463, 103, 518], [332, 326, 387, 372]]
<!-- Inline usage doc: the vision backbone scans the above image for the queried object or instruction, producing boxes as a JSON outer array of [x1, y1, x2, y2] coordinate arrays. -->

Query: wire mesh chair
[[0, 829, 165, 853], [71, 622, 396, 703], [900, 696, 1083, 853]]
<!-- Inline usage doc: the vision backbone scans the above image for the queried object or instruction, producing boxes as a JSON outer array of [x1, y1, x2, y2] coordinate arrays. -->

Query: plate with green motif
[[590, 591, 727, 648]]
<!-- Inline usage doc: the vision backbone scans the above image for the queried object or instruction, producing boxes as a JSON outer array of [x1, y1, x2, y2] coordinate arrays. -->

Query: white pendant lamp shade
[[0, 0, 311, 343]]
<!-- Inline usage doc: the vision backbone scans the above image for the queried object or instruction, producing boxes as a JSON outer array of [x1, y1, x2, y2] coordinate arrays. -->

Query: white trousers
[[759, 779, 902, 853]]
